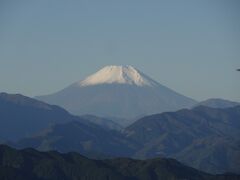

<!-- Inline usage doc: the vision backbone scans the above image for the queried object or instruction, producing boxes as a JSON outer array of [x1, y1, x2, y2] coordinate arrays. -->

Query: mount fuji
[[36, 65, 196, 122]]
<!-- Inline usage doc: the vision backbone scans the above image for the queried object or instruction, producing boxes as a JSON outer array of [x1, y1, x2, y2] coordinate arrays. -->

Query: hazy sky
[[0, 0, 239, 101]]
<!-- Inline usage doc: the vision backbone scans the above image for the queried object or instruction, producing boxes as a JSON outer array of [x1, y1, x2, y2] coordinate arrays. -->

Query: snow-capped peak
[[76, 65, 159, 87]]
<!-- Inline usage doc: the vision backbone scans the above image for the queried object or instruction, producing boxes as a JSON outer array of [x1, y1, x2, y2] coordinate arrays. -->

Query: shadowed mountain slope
[[125, 106, 240, 173], [1, 145, 239, 180], [17, 121, 140, 158], [0, 92, 75, 141]]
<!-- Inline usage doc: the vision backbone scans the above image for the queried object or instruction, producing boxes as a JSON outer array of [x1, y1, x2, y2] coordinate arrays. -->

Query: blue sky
[[0, 0, 239, 101]]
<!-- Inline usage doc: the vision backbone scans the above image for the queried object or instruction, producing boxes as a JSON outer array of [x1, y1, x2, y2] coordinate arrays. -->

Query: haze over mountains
[[0, 65, 240, 178], [37, 65, 196, 121], [1, 92, 239, 174], [0, 92, 74, 141], [0, 93, 127, 143], [194, 98, 240, 109], [125, 105, 240, 174], [16, 103, 240, 174]]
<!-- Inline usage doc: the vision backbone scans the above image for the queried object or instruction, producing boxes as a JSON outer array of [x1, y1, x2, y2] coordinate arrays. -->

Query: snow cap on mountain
[[76, 65, 159, 87]]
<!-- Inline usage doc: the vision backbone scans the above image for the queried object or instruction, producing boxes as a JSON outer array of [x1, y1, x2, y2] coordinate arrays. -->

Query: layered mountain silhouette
[[194, 98, 240, 109], [8, 93, 239, 174], [0, 93, 122, 142], [0, 92, 75, 141], [36, 65, 196, 121], [1, 92, 239, 174], [125, 106, 240, 174], [0, 145, 239, 180], [80, 115, 123, 131], [17, 120, 139, 158]]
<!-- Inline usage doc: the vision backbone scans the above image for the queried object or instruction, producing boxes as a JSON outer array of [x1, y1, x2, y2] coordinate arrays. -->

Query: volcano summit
[[36, 65, 196, 121]]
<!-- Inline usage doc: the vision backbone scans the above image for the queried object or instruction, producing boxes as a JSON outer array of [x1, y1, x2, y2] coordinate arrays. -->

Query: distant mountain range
[[36, 65, 196, 121], [1, 63, 239, 179], [0, 92, 74, 141], [16, 105, 240, 174], [194, 98, 240, 109], [0, 92, 123, 141], [80, 115, 123, 131], [0, 145, 239, 180], [1, 92, 239, 174], [125, 105, 240, 174], [16, 120, 139, 158]]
